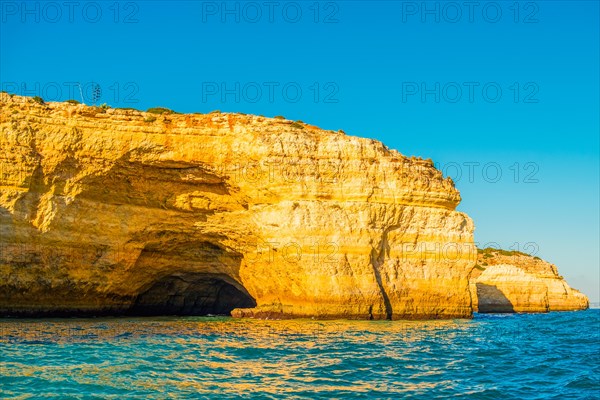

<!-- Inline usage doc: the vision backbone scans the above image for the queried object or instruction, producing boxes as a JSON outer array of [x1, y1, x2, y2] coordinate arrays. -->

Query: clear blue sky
[[2, 1, 599, 302]]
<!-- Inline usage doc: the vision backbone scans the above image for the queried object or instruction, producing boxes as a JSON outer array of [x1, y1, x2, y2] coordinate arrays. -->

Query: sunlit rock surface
[[0, 94, 478, 318], [470, 249, 589, 313]]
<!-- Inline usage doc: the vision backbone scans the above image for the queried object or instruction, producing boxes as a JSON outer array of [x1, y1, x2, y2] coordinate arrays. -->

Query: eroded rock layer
[[0, 94, 477, 318], [470, 249, 589, 313]]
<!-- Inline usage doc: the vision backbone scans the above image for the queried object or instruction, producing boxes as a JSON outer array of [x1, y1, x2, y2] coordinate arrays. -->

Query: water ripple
[[1, 310, 599, 398]]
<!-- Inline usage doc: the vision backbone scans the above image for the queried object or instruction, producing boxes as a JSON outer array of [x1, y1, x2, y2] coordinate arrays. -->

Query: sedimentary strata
[[0, 94, 476, 319], [470, 249, 588, 313]]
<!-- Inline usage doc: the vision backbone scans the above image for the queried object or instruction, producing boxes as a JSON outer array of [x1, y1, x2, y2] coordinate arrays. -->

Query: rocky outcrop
[[0, 94, 476, 319], [470, 249, 589, 313]]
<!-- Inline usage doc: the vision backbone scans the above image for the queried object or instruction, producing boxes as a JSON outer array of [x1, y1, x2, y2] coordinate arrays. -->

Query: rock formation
[[0, 94, 476, 319], [470, 248, 589, 312], [0, 95, 589, 318]]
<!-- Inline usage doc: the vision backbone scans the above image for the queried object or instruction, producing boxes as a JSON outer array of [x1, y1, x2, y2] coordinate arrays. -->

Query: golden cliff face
[[0, 94, 477, 318], [470, 249, 589, 313]]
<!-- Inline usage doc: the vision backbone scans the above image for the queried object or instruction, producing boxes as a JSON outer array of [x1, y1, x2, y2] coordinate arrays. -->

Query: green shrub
[[210, 110, 221, 114], [479, 247, 498, 255], [147, 107, 174, 114], [474, 264, 486, 271], [94, 103, 109, 113], [33, 96, 45, 105], [66, 99, 80, 104], [479, 247, 530, 258], [144, 116, 156, 123], [498, 249, 529, 257], [274, 115, 285, 119], [290, 122, 304, 129]]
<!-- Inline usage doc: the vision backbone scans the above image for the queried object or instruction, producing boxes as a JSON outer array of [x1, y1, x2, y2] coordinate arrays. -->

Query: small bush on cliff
[[144, 116, 156, 123], [498, 249, 529, 257], [479, 247, 498, 255], [290, 122, 304, 129], [66, 99, 80, 104], [89, 103, 110, 114], [147, 107, 174, 115], [33, 96, 45, 105], [479, 247, 531, 258], [274, 115, 285, 119]]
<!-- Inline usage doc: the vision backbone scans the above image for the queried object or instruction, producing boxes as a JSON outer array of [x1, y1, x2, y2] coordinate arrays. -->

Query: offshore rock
[[0, 94, 477, 319], [470, 249, 589, 313]]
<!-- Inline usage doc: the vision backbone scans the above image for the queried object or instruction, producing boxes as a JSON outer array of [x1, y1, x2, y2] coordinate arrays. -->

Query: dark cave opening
[[127, 273, 256, 316]]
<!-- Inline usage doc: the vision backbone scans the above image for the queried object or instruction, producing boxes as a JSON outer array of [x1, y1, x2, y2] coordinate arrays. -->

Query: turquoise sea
[[1, 310, 599, 399]]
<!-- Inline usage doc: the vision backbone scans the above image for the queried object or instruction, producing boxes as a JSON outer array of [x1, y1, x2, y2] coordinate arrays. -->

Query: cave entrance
[[128, 273, 256, 316]]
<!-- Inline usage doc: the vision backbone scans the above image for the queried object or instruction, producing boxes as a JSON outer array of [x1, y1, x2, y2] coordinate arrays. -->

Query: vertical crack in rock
[[370, 225, 400, 320], [370, 249, 392, 320]]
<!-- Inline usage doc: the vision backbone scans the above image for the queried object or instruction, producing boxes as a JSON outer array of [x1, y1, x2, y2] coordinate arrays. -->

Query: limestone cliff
[[470, 248, 589, 313], [0, 94, 476, 319]]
